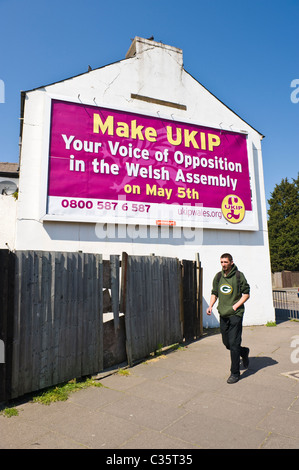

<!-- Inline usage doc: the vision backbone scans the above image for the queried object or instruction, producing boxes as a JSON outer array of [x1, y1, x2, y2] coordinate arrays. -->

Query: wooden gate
[[181, 255, 203, 341], [121, 253, 202, 366]]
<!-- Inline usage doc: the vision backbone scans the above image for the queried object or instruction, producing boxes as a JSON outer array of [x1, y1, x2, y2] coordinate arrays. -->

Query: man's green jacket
[[211, 264, 250, 318]]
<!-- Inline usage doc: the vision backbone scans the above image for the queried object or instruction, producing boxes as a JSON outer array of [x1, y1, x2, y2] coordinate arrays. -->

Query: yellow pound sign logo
[[221, 195, 245, 224]]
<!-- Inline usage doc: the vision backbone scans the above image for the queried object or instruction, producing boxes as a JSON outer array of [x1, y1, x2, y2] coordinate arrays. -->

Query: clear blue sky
[[0, 0, 298, 206]]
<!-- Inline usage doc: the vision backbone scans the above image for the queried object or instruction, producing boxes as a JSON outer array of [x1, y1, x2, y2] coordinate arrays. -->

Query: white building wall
[[0, 194, 17, 249], [16, 37, 275, 326]]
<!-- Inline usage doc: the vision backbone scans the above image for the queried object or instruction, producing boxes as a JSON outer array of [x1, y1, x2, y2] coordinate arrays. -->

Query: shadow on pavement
[[240, 356, 278, 379]]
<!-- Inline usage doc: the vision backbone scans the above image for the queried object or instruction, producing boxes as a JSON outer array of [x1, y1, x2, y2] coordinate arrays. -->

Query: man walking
[[207, 253, 250, 384]]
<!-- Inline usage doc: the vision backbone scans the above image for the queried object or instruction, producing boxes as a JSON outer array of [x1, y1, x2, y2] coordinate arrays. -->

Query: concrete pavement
[[1, 320, 299, 450]]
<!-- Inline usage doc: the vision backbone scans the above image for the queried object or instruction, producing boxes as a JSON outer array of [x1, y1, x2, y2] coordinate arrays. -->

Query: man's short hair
[[220, 253, 233, 262]]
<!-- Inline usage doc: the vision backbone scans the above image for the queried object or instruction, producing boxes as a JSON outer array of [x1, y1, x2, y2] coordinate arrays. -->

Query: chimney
[[126, 36, 183, 67]]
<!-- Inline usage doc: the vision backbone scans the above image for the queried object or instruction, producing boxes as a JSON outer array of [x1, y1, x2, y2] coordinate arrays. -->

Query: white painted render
[[0, 194, 17, 249], [16, 37, 275, 326]]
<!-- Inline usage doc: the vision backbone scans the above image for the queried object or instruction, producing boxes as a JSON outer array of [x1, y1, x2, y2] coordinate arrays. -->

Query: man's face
[[221, 257, 233, 273]]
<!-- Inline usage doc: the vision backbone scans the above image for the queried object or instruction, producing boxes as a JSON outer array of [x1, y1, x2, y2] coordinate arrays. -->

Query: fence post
[[196, 253, 203, 337], [120, 252, 128, 314]]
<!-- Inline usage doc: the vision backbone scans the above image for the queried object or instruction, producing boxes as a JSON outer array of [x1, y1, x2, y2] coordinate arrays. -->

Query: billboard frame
[[39, 93, 259, 231]]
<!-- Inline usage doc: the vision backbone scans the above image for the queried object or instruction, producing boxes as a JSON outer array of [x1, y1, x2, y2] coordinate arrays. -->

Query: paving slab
[[1, 321, 299, 452]]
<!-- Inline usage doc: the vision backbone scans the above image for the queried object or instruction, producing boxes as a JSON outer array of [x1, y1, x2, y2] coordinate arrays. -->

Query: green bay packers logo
[[220, 284, 233, 294]]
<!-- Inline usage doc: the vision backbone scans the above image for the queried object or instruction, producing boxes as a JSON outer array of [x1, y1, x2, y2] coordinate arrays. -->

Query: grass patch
[[32, 377, 103, 405], [155, 343, 164, 356], [1, 407, 19, 418], [117, 368, 130, 376], [266, 321, 277, 327], [172, 343, 188, 351]]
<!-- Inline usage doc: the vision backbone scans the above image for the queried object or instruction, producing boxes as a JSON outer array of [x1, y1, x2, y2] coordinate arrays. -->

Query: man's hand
[[233, 293, 250, 311], [206, 294, 217, 316]]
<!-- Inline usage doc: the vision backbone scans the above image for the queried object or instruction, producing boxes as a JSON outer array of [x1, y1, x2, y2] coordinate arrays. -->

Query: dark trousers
[[220, 314, 247, 376]]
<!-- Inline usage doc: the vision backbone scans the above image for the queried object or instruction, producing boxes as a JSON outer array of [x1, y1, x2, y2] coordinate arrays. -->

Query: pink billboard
[[47, 99, 254, 228]]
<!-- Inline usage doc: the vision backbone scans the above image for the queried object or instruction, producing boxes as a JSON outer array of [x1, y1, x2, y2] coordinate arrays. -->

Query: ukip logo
[[221, 195, 245, 224]]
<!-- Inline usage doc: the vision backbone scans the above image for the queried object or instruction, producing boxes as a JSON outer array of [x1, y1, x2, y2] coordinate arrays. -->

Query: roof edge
[[184, 69, 265, 138], [21, 57, 127, 95]]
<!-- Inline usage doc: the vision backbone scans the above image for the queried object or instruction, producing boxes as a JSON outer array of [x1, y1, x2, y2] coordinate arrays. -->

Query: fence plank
[[110, 255, 120, 331], [182, 259, 196, 341], [0, 250, 15, 402]]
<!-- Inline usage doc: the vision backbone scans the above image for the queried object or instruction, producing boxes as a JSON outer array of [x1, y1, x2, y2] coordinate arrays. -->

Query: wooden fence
[[272, 271, 299, 288], [5, 251, 104, 400], [0, 249, 202, 401]]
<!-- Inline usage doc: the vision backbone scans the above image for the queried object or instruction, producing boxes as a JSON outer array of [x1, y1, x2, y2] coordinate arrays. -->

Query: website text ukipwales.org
[[177, 206, 222, 220]]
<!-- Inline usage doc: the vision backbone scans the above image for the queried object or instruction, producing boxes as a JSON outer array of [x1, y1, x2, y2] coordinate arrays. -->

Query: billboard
[[46, 99, 256, 229]]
